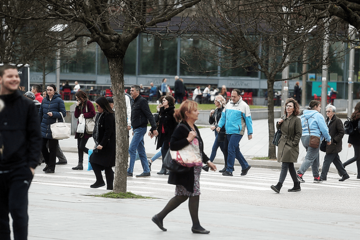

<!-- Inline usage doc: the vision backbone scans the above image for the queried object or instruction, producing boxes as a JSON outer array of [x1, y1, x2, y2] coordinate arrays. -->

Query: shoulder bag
[[76, 114, 86, 134], [306, 118, 320, 148], [344, 117, 354, 135], [85, 104, 95, 134], [163, 150, 191, 173], [272, 128, 282, 146], [51, 112, 71, 140]]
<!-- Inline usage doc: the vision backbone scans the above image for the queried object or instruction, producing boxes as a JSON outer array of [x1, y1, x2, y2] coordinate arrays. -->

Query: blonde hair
[[174, 100, 198, 122], [215, 95, 226, 107]]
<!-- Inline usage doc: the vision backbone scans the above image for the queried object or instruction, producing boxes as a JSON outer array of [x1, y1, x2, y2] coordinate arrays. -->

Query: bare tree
[[192, 0, 345, 158], [19, 0, 202, 193]]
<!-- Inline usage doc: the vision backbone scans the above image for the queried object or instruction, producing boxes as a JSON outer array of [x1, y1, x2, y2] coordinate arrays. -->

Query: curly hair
[[284, 98, 300, 116], [351, 102, 360, 120]]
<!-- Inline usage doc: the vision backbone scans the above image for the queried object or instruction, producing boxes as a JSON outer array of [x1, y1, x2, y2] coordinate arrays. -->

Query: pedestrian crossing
[[31, 164, 360, 197]]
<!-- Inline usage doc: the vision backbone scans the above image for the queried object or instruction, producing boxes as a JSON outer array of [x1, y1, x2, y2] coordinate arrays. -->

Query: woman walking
[[152, 100, 217, 234], [271, 98, 302, 193], [73, 90, 96, 170], [39, 84, 66, 173], [155, 96, 177, 175], [297, 100, 331, 183], [89, 97, 115, 190], [203, 95, 227, 172], [343, 102, 360, 178]]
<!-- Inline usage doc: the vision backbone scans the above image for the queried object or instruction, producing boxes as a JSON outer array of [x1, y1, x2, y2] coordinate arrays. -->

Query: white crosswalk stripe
[[32, 166, 360, 196]]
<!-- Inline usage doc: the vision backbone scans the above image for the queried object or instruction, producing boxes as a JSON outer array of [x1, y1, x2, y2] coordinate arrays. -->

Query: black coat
[[325, 115, 344, 154], [131, 95, 157, 131], [174, 79, 185, 95], [0, 91, 42, 170], [348, 118, 360, 146], [294, 85, 301, 102], [156, 106, 177, 149], [90, 112, 115, 167], [209, 107, 225, 131], [168, 122, 209, 193]]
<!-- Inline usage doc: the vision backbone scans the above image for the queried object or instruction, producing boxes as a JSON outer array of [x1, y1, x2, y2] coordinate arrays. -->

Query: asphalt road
[[25, 152, 360, 240]]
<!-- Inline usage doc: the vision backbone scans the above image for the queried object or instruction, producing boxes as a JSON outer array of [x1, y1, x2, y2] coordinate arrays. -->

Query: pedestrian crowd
[[1, 63, 360, 238]]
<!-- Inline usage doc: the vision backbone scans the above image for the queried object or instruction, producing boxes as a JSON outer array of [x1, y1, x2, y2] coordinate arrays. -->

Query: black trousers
[[174, 93, 183, 103], [321, 153, 347, 179], [279, 162, 298, 184], [0, 166, 33, 240], [77, 137, 89, 163], [91, 162, 114, 188], [42, 138, 58, 170], [343, 144, 360, 176]]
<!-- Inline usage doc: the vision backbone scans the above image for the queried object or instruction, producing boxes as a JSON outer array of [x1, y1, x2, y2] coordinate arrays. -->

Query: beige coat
[[276, 115, 302, 163]]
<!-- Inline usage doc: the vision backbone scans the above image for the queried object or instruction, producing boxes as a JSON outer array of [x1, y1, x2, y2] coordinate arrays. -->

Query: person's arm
[[244, 104, 253, 135], [99, 114, 115, 148], [83, 101, 96, 118], [142, 99, 157, 131], [292, 117, 302, 146], [209, 109, 215, 125], [217, 109, 226, 129], [317, 115, 331, 142], [52, 100, 66, 119], [26, 102, 42, 169], [38, 102, 43, 123], [333, 118, 344, 144], [74, 105, 81, 118], [170, 125, 190, 151]]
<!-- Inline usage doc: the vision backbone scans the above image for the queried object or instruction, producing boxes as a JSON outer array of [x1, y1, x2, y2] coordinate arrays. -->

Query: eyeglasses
[[286, 105, 293, 108], [326, 111, 331, 113]]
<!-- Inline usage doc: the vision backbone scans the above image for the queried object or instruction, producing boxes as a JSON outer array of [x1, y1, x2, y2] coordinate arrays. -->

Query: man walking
[[127, 85, 158, 177], [174, 76, 185, 103], [217, 89, 253, 176], [0, 64, 42, 240]]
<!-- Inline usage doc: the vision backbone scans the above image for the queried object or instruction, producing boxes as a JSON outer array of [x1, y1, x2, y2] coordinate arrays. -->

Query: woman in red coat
[[73, 90, 96, 170]]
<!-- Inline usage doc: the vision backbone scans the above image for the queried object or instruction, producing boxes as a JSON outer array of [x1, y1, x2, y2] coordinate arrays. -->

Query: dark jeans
[[343, 144, 360, 176], [161, 141, 170, 162], [321, 153, 347, 179], [42, 138, 58, 171], [279, 162, 298, 184], [77, 137, 89, 163], [91, 162, 114, 189], [0, 166, 33, 240], [174, 93, 183, 103], [209, 131, 227, 166], [226, 134, 249, 172]]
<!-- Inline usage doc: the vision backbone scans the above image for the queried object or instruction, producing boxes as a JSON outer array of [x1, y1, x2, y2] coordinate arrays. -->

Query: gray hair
[[175, 76, 179, 80], [326, 105, 336, 113], [131, 85, 140, 92]]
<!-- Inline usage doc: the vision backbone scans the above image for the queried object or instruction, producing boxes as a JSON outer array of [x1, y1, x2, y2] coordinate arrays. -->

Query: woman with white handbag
[[39, 84, 66, 173], [73, 90, 96, 170], [152, 100, 217, 234]]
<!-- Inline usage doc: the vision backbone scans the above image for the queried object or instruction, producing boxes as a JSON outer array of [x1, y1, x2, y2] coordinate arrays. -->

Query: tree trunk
[[267, 79, 276, 159], [108, 57, 128, 193]]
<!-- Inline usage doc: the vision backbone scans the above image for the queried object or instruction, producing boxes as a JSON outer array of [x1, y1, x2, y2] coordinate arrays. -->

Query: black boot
[[106, 170, 114, 190], [270, 182, 282, 193], [72, 162, 83, 170], [219, 167, 226, 173], [288, 182, 301, 192]]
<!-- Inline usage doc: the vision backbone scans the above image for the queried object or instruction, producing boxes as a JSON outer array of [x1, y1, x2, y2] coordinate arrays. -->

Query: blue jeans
[[151, 150, 162, 162], [298, 135, 320, 177], [209, 131, 226, 162], [226, 134, 249, 172], [128, 127, 150, 174]]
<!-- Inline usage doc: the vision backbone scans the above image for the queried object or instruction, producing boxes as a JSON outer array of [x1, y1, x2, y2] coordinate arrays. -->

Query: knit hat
[[24, 91, 35, 100]]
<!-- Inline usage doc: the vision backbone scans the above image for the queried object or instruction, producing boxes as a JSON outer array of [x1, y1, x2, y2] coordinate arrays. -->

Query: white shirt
[[193, 88, 201, 100], [74, 84, 80, 92], [125, 94, 131, 126], [203, 87, 210, 97]]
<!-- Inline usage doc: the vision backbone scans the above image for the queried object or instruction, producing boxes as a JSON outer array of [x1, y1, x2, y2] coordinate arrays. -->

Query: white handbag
[[85, 104, 95, 134], [51, 112, 71, 140], [76, 114, 86, 134]]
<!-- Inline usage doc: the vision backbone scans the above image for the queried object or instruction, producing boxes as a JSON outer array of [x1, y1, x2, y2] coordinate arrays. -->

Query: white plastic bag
[[76, 114, 86, 134]]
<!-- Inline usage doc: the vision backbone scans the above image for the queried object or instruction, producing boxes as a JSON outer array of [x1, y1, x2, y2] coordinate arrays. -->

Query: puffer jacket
[[39, 93, 66, 139]]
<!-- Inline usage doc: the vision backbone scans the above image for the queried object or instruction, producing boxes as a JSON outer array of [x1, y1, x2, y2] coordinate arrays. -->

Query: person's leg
[[74, 138, 89, 170], [41, 138, 50, 167], [232, 135, 250, 170], [91, 163, 105, 185], [311, 148, 320, 178], [47, 139, 58, 171], [104, 167, 114, 190], [332, 154, 348, 177], [0, 173, 10, 240], [9, 166, 33, 240], [136, 127, 150, 174], [320, 153, 335, 180], [288, 163, 298, 183], [151, 150, 162, 162], [56, 142, 67, 163], [225, 134, 236, 173], [278, 162, 289, 184], [128, 128, 145, 174], [158, 142, 169, 174], [298, 136, 318, 175], [209, 131, 220, 162], [188, 196, 208, 232]]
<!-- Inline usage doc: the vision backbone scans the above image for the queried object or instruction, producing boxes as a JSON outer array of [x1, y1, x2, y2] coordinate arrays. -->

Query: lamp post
[[281, 7, 290, 114], [321, 20, 330, 116], [348, 25, 356, 117]]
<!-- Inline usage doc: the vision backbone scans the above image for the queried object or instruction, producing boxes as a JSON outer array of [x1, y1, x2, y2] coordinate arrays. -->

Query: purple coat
[[74, 100, 96, 139]]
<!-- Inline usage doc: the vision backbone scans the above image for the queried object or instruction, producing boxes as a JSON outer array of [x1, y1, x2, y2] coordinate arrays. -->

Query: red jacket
[[35, 93, 43, 103], [74, 100, 96, 139]]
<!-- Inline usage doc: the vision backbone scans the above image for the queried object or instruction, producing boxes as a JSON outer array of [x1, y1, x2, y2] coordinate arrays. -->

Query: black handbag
[[217, 130, 226, 142], [320, 139, 327, 152], [163, 149, 191, 173], [272, 128, 282, 146]]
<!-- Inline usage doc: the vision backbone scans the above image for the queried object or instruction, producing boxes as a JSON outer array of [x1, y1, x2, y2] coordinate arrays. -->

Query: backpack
[[344, 118, 354, 135], [125, 93, 134, 107]]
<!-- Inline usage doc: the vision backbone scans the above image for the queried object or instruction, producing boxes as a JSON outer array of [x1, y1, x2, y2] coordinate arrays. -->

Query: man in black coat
[[174, 76, 185, 104], [320, 105, 349, 181], [127, 85, 158, 177], [0, 65, 42, 240]]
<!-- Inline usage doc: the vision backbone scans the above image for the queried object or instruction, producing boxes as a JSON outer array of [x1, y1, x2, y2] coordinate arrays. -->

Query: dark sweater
[[131, 95, 156, 130], [348, 118, 360, 146], [0, 91, 42, 170]]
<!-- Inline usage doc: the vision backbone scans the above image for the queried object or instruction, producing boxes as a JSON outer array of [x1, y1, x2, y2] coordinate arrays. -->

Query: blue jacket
[[300, 110, 331, 142], [39, 93, 66, 139], [161, 83, 167, 93], [218, 98, 253, 135]]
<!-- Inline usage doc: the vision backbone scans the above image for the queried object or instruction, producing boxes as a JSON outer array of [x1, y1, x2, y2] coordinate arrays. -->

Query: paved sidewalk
[[59, 118, 358, 175]]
